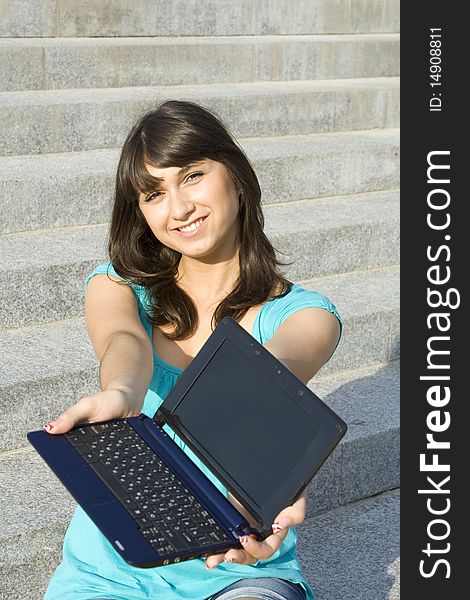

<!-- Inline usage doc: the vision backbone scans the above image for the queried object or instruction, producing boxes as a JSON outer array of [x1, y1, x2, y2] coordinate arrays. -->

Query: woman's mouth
[[174, 216, 208, 237]]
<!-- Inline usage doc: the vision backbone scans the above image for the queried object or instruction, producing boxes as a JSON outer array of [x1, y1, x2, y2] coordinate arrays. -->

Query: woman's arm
[[263, 306, 341, 384], [44, 274, 154, 434]]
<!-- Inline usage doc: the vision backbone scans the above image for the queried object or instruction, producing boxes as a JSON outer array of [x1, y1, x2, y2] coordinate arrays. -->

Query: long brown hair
[[108, 100, 293, 340]]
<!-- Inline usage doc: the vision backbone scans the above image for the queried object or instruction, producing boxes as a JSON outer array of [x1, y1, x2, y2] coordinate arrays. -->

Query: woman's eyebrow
[[178, 162, 205, 177], [142, 162, 205, 190]]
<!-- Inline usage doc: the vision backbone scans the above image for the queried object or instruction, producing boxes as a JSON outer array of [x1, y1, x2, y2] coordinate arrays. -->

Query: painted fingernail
[[42, 423, 54, 432], [272, 522, 284, 533]]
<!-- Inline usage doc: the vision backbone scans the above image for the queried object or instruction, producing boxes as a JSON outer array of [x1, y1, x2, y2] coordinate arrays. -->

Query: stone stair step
[[1, 0, 400, 38], [298, 489, 400, 600], [307, 359, 400, 513], [0, 77, 400, 156], [0, 362, 399, 598], [0, 191, 399, 328], [0, 446, 71, 600], [0, 33, 400, 91], [0, 128, 399, 233], [1, 266, 399, 453]]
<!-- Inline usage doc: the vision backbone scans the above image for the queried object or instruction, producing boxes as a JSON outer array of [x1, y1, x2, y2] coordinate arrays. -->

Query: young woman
[[42, 100, 341, 600]]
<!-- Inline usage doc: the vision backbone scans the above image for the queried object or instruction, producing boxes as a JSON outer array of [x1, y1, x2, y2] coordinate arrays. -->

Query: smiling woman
[[41, 100, 342, 600], [108, 100, 296, 342]]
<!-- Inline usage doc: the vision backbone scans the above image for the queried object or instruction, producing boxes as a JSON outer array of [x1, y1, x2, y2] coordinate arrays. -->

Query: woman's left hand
[[205, 492, 307, 569]]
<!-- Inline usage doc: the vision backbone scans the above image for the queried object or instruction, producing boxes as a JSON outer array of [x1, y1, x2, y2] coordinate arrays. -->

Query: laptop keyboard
[[65, 420, 233, 556]]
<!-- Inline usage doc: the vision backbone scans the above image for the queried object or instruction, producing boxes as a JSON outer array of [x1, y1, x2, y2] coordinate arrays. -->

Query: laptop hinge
[[152, 409, 165, 427]]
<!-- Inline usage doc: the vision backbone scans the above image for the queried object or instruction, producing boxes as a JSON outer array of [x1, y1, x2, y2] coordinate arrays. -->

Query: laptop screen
[[171, 338, 322, 509]]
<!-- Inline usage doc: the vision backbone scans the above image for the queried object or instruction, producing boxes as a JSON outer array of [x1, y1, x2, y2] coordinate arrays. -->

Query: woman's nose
[[169, 190, 195, 219]]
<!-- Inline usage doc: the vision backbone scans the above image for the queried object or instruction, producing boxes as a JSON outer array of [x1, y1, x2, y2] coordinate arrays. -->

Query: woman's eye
[[186, 171, 203, 182], [145, 191, 162, 203]]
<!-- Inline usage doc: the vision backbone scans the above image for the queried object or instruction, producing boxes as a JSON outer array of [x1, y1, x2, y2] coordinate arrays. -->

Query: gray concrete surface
[[298, 489, 400, 600], [308, 360, 400, 511], [0, 34, 400, 91], [0, 78, 400, 156], [0, 0, 400, 37]]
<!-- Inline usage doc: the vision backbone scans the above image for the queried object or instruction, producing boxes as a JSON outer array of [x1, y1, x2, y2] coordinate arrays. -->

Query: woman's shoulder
[[270, 281, 341, 318], [256, 280, 342, 342], [84, 261, 148, 305], [84, 261, 120, 285]]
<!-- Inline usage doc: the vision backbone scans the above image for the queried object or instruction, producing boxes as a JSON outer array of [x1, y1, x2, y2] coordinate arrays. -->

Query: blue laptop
[[28, 317, 346, 568]]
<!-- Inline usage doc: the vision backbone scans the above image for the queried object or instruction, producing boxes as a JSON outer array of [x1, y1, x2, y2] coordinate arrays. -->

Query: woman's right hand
[[43, 388, 138, 435]]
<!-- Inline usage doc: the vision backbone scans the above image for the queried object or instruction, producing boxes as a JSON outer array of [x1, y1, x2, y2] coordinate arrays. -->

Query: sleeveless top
[[44, 262, 342, 600]]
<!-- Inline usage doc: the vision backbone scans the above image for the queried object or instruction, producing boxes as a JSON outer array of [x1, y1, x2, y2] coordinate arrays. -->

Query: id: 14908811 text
[[429, 28, 442, 112]]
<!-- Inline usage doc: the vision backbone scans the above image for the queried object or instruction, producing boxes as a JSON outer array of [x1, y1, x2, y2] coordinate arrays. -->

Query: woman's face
[[138, 159, 240, 261]]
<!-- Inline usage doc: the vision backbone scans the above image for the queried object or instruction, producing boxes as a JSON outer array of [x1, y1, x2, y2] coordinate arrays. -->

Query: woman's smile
[[173, 215, 208, 237]]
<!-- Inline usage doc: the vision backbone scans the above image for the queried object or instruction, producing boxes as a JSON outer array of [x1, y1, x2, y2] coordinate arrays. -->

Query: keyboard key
[[196, 534, 212, 546], [209, 530, 226, 543], [135, 514, 152, 528], [181, 531, 196, 546], [81, 450, 100, 464], [162, 529, 189, 551]]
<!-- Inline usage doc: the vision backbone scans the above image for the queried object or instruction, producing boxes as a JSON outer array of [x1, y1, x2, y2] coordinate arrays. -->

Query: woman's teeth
[[178, 217, 205, 233]]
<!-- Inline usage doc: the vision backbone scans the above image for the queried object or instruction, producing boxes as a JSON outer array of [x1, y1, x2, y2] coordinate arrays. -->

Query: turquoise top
[[44, 262, 342, 600]]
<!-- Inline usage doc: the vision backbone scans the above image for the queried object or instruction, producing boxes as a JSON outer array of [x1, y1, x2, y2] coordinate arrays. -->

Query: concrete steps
[[0, 129, 399, 233], [1, 0, 400, 38], [1, 265, 399, 455], [307, 359, 400, 512], [0, 34, 399, 91], [0, 77, 400, 156], [298, 489, 400, 600], [0, 361, 399, 598]]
